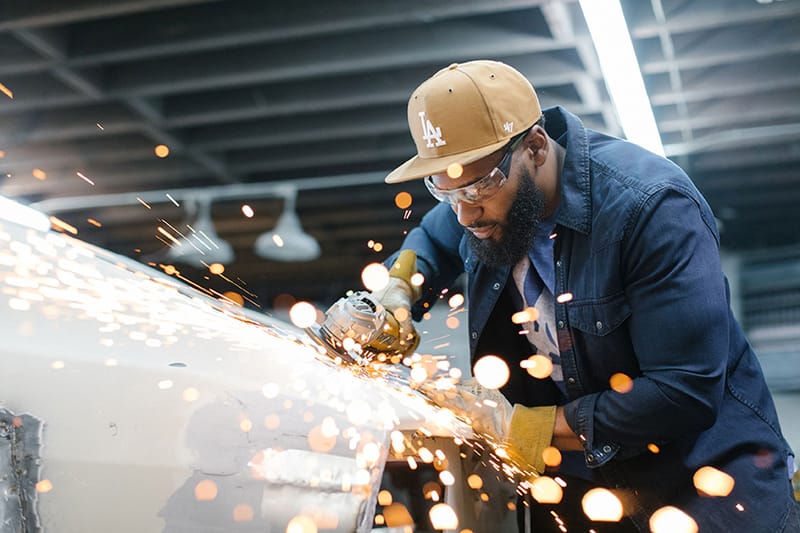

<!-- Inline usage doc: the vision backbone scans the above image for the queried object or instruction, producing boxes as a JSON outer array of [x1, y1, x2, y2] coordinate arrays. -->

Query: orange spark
[[232, 504, 254, 522], [531, 476, 563, 504], [467, 474, 483, 489], [378, 490, 393, 506], [194, 480, 218, 501], [521, 354, 553, 379], [49, 217, 77, 235], [556, 292, 574, 303], [157, 226, 181, 246], [35, 479, 53, 493], [447, 163, 463, 178], [610, 373, 634, 393], [512, 307, 540, 324], [473, 355, 510, 389], [395, 192, 413, 209], [0, 82, 13, 99]]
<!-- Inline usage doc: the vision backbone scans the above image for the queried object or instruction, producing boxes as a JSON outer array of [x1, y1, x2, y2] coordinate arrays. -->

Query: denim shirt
[[393, 107, 796, 531]]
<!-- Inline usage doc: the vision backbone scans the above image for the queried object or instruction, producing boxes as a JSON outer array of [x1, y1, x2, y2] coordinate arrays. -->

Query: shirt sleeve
[[384, 203, 465, 320], [564, 186, 729, 466]]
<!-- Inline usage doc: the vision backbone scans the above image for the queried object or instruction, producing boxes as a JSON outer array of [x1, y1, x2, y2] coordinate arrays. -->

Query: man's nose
[[454, 201, 482, 227]]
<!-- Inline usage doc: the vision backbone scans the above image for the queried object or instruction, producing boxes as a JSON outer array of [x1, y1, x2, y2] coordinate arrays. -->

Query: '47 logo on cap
[[419, 111, 447, 148]]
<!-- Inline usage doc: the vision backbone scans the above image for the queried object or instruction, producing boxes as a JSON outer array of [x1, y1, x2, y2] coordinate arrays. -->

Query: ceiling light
[[579, 0, 665, 156], [254, 186, 320, 262], [168, 196, 234, 265]]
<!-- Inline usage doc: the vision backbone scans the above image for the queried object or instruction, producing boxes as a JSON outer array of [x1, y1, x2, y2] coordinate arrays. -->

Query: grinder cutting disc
[[305, 289, 404, 366], [305, 322, 359, 365]]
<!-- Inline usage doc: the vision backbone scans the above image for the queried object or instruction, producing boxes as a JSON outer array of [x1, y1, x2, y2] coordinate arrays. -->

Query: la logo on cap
[[419, 111, 446, 148]]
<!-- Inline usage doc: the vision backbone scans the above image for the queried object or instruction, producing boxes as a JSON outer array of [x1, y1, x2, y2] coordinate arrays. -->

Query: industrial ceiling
[[1, 0, 799, 308]]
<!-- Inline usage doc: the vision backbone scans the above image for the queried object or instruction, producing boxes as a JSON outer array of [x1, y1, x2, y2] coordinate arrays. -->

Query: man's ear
[[525, 125, 549, 165]]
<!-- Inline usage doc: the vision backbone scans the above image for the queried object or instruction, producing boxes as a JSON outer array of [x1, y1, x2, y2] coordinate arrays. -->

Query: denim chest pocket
[[567, 292, 631, 336]]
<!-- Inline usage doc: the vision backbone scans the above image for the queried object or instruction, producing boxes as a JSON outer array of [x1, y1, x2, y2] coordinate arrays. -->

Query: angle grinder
[[306, 250, 420, 366]]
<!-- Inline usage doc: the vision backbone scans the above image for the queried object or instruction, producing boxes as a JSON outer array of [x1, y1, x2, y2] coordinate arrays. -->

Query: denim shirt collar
[[543, 106, 592, 235], [460, 107, 591, 276]]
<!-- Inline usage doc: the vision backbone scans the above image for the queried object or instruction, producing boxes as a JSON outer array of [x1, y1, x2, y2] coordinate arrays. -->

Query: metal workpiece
[[0, 198, 470, 532], [0, 409, 44, 533]]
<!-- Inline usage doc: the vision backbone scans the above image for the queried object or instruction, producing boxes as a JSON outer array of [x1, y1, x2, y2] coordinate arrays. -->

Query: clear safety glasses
[[424, 133, 525, 206]]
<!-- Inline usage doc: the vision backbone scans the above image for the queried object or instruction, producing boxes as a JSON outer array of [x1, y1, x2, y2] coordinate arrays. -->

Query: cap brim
[[385, 139, 509, 184]]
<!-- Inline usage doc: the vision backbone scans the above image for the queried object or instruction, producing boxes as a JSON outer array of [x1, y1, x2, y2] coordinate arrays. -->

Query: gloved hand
[[369, 250, 422, 358], [421, 378, 556, 473]]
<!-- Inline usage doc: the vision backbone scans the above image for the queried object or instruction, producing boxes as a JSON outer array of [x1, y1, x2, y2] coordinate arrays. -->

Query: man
[[372, 60, 799, 531]]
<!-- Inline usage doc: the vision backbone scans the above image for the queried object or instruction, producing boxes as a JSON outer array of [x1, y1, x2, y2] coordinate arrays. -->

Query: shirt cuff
[[563, 394, 621, 468]]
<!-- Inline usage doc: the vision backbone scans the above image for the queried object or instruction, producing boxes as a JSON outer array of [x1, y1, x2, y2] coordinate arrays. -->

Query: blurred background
[[1, 0, 799, 503]]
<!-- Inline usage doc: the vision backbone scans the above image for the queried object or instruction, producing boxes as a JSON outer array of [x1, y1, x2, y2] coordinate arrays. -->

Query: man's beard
[[466, 170, 547, 269]]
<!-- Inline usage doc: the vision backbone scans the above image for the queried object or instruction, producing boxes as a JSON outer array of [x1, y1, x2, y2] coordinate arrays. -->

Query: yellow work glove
[[421, 378, 556, 473], [369, 250, 421, 358]]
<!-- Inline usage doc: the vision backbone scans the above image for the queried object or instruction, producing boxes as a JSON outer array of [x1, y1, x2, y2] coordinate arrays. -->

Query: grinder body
[[308, 250, 420, 365]]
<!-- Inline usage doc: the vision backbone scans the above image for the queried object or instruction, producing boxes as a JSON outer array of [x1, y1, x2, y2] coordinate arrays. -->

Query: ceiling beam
[[646, 0, 692, 145], [9, 27, 236, 185], [649, 67, 800, 107], [2, 0, 559, 73], [692, 144, 800, 172], [103, 23, 582, 98], [0, 0, 223, 31], [665, 123, 800, 157], [227, 136, 414, 176], [63, 0, 562, 67], [0, 52, 589, 118], [629, 0, 800, 40], [29, 171, 388, 212], [0, 70, 598, 141], [0, 157, 209, 197], [0, 103, 143, 144], [541, 1, 619, 135], [657, 95, 800, 133], [641, 29, 800, 75], [707, 185, 800, 208], [697, 168, 800, 193], [0, 133, 161, 168], [186, 105, 407, 151]]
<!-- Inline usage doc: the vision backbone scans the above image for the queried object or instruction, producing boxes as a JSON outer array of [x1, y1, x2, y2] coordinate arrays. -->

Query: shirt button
[[492, 282, 501, 290], [471, 331, 478, 340], [603, 445, 612, 453], [567, 377, 576, 384], [596, 321, 603, 330], [557, 320, 565, 329]]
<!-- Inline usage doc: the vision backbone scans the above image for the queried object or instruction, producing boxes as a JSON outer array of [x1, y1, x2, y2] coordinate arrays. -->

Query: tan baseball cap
[[385, 60, 542, 184]]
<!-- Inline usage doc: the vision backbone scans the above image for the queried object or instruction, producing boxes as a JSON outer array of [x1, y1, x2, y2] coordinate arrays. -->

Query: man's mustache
[[467, 221, 499, 230]]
